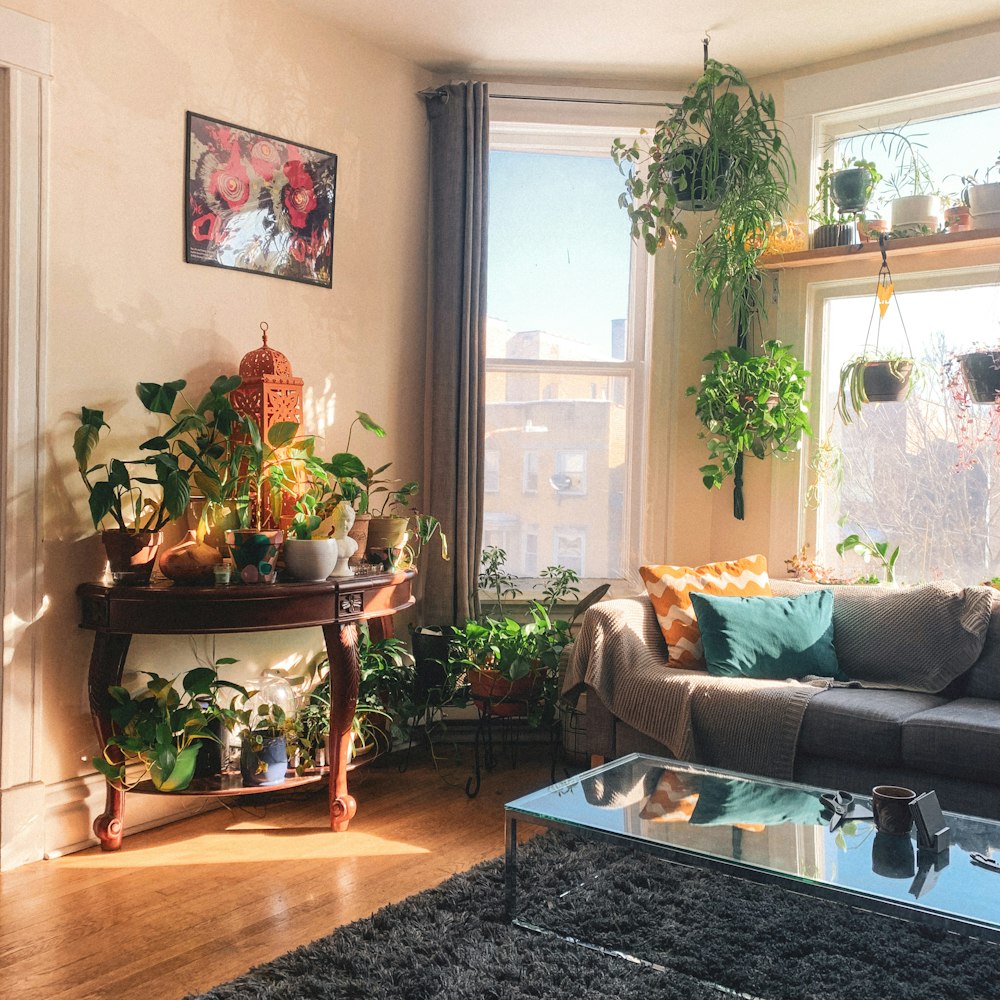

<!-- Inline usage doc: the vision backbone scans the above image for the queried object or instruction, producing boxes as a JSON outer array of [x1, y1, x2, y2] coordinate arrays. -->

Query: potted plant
[[810, 160, 858, 248], [283, 469, 342, 581], [612, 59, 794, 335], [289, 623, 415, 770], [205, 415, 326, 583], [92, 666, 248, 792], [944, 348, 1000, 469], [848, 127, 941, 235], [686, 341, 811, 490], [326, 410, 388, 561], [962, 154, 1000, 227], [74, 374, 241, 583], [831, 158, 881, 215], [450, 547, 577, 727], [237, 700, 290, 787], [836, 528, 900, 584], [836, 353, 917, 424]]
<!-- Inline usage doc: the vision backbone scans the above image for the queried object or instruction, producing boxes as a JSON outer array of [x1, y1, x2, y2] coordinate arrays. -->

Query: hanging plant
[[686, 340, 811, 489], [944, 348, 1000, 470], [835, 239, 921, 424], [612, 58, 794, 335], [836, 354, 917, 424]]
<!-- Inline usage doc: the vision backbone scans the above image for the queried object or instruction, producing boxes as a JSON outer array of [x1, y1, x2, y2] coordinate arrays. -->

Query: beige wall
[[1, 0, 432, 853]]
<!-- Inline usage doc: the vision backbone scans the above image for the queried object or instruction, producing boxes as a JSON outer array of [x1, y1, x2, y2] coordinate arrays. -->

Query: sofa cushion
[[963, 594, 1000, 700], [640, 554, 771, 669], [799, 688, 948, 766], [901, 698, 1000, 785], [689, 590, 844, 681], [770, 580, 994, 693]]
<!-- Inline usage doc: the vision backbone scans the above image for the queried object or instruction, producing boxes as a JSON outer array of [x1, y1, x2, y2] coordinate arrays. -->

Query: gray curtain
[[421, 82, 488, 625]]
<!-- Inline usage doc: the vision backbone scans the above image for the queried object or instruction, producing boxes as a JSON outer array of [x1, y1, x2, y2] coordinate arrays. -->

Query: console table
[[78, 569, 415, 851]]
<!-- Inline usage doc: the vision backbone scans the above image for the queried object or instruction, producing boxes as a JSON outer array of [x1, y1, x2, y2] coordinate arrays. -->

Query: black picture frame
[[184, 111, 337, 288]]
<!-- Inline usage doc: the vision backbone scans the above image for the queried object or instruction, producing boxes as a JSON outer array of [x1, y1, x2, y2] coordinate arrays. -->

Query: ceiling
[[295, 0, 1000, 86]]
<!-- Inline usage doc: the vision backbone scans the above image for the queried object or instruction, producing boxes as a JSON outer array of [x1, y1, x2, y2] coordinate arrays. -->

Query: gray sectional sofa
[[564, 578, 1000, 821]]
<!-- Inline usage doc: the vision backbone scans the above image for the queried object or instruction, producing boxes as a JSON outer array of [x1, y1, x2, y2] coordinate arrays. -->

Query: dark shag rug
[[187, 833, 1000, 1000]]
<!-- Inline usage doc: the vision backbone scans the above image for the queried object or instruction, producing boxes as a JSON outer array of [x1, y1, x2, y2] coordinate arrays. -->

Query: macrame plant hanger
[[863, 234, 914, 364]]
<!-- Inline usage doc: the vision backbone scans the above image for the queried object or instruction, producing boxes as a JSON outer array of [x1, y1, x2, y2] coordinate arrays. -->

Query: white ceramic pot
[[969, 182, 1000, 222], [283, 538, 338, 581], [889, 195, 942, 235]]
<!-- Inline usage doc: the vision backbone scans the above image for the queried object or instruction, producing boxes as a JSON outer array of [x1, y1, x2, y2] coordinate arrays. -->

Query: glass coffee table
[[505, 754, 1000, 945]]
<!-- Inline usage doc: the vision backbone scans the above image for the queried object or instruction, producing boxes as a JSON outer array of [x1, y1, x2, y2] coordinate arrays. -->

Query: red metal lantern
[[231, 322, 305, 527]]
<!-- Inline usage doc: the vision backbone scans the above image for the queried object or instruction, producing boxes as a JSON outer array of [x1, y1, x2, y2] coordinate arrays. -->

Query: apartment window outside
[[522, 527, 539, 576], [522, 451, 539, 495], [553, 528, 586, 577], [485, 120, 651, 588], [553, 450, 587, 496], [484, 449, 500, 494]]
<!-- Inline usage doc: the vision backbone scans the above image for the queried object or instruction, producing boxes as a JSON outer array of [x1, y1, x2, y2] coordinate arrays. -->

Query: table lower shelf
[[132, 769, 329, 797]]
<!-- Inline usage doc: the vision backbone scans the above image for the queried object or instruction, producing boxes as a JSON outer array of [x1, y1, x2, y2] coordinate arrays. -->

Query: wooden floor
[[0, 745, 559, 1000]]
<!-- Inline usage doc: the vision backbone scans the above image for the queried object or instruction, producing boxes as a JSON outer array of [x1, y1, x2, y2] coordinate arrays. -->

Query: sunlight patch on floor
[[55, 830, 430, 868]]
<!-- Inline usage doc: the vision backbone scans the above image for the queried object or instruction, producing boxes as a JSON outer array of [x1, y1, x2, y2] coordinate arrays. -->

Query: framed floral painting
[[184, 112, 337, 287]]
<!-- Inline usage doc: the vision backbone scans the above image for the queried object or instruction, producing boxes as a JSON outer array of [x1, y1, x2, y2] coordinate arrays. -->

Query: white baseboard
[[0, 781, 46, 870], [42, 771, 222, 860]]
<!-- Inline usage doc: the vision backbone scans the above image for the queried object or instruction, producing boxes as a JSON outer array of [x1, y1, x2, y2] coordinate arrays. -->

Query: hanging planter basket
[[959, 351, 1000, 404], [863, 360, 914, 402], [671, 144, 731, 211]]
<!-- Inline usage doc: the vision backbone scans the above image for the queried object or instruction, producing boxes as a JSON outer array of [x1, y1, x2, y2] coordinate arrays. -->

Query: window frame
[[484, 119, 653, 598]]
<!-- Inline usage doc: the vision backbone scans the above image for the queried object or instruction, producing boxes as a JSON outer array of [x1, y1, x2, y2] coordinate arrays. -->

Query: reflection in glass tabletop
[[505, 754, 1000, 942]]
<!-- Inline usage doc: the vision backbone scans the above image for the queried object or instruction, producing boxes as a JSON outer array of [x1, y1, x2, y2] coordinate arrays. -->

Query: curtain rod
[[418, 86, 673, 108]]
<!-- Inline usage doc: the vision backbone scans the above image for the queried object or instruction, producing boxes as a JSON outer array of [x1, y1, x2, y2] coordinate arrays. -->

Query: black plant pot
[[410, 626, 452, 707], [813, 222, 858, 248], [193, 716, 226, 779], [831, 167, 872, 214], [863, 361, 913, 402], [671, 144, 730, 211], [959, 351, 1000, 403]]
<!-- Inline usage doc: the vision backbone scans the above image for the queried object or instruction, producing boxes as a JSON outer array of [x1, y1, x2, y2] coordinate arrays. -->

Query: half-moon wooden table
[[78, 569, 415, 851]]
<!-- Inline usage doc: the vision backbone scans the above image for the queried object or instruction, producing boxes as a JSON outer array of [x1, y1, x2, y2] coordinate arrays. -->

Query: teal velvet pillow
[[688, 589, 844, 681]]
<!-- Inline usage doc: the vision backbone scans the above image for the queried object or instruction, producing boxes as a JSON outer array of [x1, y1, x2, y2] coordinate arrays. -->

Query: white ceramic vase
[[969, 182, 1000, 228], [282, 538, 338, 582]]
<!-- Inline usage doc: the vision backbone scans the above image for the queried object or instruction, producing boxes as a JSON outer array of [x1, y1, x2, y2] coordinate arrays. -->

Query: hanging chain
[[861, 235, 913, 358]]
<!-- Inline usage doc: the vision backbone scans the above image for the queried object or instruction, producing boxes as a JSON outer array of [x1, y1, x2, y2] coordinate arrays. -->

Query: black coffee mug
[[871, 785, 916, 835]]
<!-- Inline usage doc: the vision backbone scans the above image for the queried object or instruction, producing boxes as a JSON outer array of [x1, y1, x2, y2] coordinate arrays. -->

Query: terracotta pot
[[857, 218, 888, 242], [158, 529, 222, 585], [944, 205, 972, 232], [863, 361, 913, 402], [101, 529, 163, 585], [468, 666, 536, 718], [348, 512, 370, 567]]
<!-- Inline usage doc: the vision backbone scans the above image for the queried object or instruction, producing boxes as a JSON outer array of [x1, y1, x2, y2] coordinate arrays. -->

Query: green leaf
[[210, 374, 242, 396], [356, 412, 386, 437], [136, 379, 186, 415], [89, 482, 118, 527], [267, 421, 299, 449], [161, 470, 191, 520], [139, 435, 171, 452], [182, 667, 218, 697]]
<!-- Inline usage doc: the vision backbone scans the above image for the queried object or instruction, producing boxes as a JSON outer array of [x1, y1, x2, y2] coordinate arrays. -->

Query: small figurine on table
[[330, 501, 358, 577]]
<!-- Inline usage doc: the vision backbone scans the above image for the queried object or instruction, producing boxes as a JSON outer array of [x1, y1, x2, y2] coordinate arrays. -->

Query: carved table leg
[[87, 631, 132, 851], [322, 620, 359, 832]]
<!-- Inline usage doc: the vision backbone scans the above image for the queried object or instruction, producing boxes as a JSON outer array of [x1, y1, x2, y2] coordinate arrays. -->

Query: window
[[522, 451, 539, 494], [522, 526, 539, 576], [811, 271, 1000, 584], [484, 120, 651, 588], [553, 450, 587, 495], [553, 528, 586, 577], [484, 449, 500, 494]]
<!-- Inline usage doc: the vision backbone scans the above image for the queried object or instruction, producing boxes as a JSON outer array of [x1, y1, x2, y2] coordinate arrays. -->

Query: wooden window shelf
[[758, 227, 1000, 270]]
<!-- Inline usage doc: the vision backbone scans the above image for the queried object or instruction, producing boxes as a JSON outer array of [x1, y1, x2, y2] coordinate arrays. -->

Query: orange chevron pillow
[[640, 555, 772, 669]]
